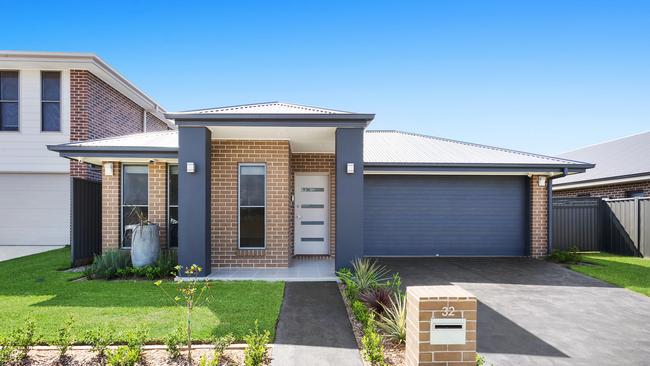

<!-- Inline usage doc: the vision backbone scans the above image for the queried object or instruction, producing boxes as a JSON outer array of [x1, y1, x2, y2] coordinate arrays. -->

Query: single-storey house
[[49, 102, 593, 274], [554, 131, 650, 198]]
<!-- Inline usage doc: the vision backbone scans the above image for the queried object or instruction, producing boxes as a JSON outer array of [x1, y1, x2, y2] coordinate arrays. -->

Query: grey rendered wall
[[335, 128, 365, 269], [178, 126, 212, 275]]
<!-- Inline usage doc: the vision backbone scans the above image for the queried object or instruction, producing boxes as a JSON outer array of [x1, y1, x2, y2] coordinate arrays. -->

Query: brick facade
[[553, 180, 650, 199], [211, 140, 292, 268], [69, 70, 168, 181], [148, 162, 168, 249], [530, 175, 549, 258], [290, 153, 336, 258]]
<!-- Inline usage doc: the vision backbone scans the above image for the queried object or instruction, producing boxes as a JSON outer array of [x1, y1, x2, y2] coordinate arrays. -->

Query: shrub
[[337, 258, 390, 294], [198, 354, 219, 366], [0, 336, 16, 365], [352, 300, 371, 327], [164, 326, 185, 359], [361, 315, 385, 366], [53, 316, 75, 358], [105, 346, 140, 366], [385, 273, 403, 294], [359, 287, 393, 314], [549, 246, 582, 264], [243, 321, 270, 366], [85, 326, 115, 358], [213, 333, 235, 360], [11, 317, 40, 361], [377, 293, 406, 343], [85, 250, 131, 279]]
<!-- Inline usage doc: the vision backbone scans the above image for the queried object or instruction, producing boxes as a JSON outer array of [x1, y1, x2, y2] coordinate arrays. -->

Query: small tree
[[155, 264, 211, 364]]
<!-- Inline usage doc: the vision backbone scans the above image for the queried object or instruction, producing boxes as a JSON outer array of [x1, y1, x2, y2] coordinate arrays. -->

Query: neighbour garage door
[[364, 175, 528, 256], [0, 173, 70, 247]]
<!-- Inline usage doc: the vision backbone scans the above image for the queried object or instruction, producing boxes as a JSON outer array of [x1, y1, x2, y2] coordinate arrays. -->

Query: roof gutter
[[47, 144, 178, 159], [167, 113, 375, 128], [363, 162, 593, 174]]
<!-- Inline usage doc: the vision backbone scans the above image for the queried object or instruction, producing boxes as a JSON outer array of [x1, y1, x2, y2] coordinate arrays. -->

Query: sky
[[2, 0, 649, 155]]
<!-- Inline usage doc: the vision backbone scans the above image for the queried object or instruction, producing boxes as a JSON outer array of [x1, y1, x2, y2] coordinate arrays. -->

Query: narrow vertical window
[[238, 164, 266, 249], [168, 165, 179, 248], [122, 165, 149, 248], [41, 71, 61, 131], [0, 71, 19, 131]]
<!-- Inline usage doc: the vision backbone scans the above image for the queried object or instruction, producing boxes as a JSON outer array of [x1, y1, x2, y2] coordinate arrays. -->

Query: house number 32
[[442, 306, 455, 317]]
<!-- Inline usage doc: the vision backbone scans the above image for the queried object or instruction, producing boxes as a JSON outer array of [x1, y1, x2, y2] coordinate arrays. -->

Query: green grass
[[571, 253, 650, 297], [0, 247, 284, 344]]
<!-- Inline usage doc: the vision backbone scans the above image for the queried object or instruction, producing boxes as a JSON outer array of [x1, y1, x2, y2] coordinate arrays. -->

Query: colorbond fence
[[71, 178, 102, 266]]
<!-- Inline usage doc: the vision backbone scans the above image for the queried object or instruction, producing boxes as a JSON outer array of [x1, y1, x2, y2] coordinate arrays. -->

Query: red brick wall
[[211, 140, 291, 268], [69, 70, 169, 181], [290, 153, 336, 258], [554, 180, 650, 199], [530, 176, 548, 258], [102, 162, 121, 250]]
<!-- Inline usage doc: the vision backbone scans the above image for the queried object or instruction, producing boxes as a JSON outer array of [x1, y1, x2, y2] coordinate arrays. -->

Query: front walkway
[[377, 257, 650, 366], [271, 282, 363, 366], [207, 258, 337, 281]]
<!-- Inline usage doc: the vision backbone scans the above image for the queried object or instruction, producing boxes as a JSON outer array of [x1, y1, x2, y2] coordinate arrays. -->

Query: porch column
[[178, 126, 212, 275], [335, 128, 365, 269]]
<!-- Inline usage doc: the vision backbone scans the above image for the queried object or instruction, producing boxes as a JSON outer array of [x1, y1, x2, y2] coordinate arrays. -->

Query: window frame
[[237, 163, 267, 250], [40, 70, 62, 132], [120, 164, 149, 249], [0, 70, 20, 132], [168, 164, 179, 248]]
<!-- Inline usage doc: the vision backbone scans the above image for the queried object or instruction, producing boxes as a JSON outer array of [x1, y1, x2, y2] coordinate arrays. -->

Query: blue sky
[[3, 0, 649, 155]]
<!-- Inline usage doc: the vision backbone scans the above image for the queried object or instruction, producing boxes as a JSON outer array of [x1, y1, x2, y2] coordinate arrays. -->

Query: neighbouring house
[[48, 101, 593, 273], [0, 51, 172, 257], [553, 131, 650, 198]]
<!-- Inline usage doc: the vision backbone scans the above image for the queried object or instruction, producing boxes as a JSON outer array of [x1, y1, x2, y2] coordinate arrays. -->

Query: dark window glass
[[122, 165, 148, 248], [169, 165, 179, 206], [240, 207, 265, 248], [123, 166, 148, 205], [168, 165, 179, 248], [169, 206, 178, 248], [1, 71, 19, 131], [41, 71, 61, 131], [239, 165, 265, 248], [626, 190, 645, 198]]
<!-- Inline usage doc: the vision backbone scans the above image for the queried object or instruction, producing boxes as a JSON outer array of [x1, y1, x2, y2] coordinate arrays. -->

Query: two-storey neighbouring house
[[0, 51, 172, 259]]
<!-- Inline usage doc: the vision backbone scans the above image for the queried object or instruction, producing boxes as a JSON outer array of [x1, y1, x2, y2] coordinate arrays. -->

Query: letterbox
[[430, 317, 466, 345]]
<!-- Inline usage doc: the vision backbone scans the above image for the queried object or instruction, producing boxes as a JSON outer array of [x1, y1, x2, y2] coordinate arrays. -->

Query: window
[[122, 165, 148, 248], [238, 164, 266, 249], [626, 190, 645, 198], [168, 165, 179, 248], [0, 71, 19, 131], [577, 193, 591, 197], [41, 71, 61, 131]]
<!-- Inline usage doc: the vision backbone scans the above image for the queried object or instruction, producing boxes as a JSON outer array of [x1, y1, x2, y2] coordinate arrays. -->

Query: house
[[48, 102, 593, 274], [553, 131, 650, 198], [0, 51, 172, 258]]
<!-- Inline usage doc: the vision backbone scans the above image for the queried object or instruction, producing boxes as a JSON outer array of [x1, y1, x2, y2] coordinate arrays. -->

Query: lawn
[[571, 253, 650, 297], [0, 248, 284, 343]]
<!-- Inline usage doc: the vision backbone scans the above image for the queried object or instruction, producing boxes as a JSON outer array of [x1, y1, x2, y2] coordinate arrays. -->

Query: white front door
[[294, 174, 329, 255]]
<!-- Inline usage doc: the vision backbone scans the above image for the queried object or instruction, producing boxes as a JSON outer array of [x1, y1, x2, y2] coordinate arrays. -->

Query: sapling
[[54, 316, 75, 358]]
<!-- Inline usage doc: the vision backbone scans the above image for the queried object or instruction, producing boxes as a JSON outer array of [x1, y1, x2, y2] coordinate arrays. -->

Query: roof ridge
[[368, 130, 590, 165], [179, 101, 279, 113], [559, 129, 650, 156], [178, 101, 353, 114]]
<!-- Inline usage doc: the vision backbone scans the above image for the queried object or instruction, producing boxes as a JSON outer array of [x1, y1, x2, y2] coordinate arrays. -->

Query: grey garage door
[[364, 175, 528, 256]]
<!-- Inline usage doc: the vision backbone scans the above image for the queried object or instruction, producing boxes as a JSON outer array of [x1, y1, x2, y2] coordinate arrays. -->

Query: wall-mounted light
[[104, 162, 113, 176], [538, 176, 547, 187], [186, 162, 196, 173], [346, 163, 355, 174]]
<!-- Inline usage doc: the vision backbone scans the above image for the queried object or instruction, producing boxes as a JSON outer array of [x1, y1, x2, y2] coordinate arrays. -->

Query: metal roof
[[51, 130, 178, 150], [554, 130, 650, 186], [364, 130, 590, 167], [177, 102, 354, 115]]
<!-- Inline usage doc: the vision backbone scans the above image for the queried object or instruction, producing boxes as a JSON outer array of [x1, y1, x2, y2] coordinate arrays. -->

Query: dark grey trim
[[365, 162, 594, 169], [364, 164, 589, 174], [167, 113, 375, 123], [58, 151, 178, 159], [552, 171, 650, 187], [49, 145, 178, 153], [47, 144, 178, 160], [172, 118, 372, 129]]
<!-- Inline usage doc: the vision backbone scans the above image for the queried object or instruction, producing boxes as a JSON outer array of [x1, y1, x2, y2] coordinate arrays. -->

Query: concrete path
[[377, 257, 650, 366], [271, 282, 363, 366], [0, 245, 63, 262]]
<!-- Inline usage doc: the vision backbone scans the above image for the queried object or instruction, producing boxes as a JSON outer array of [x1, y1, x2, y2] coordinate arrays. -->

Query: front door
[[294, 174, 329, 255]]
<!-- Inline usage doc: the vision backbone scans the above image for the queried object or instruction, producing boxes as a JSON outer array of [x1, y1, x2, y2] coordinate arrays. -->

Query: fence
[[552, 197, 649, 257], [71, 178, 102, 266]]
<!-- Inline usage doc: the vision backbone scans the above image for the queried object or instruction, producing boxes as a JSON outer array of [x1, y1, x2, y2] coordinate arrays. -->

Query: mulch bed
[[337, 284, 405, 366], [5, 345, 271, 366]]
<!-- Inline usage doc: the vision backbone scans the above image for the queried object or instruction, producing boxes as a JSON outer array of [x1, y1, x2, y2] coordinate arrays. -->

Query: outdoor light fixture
[[346, 163, 355, 174], [538, 176, 547, 187], [104, 162, 113, 176], [186, 162, 196, 173]]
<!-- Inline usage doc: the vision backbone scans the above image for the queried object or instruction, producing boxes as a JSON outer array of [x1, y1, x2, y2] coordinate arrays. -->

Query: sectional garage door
[[364, 175, 528, 256]]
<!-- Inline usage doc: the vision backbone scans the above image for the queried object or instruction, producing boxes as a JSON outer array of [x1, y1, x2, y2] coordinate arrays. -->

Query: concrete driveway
[[376, 257, 650, 366]]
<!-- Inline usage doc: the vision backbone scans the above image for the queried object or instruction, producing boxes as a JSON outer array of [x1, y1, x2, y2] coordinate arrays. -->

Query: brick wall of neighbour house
[[553, 180, 650, 199], [211, 140, 291, 268], [530, 176, 549, 258], [290, 153, 336, 258], [69, 70, 168, 181], [101, 161, 168, 251]]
